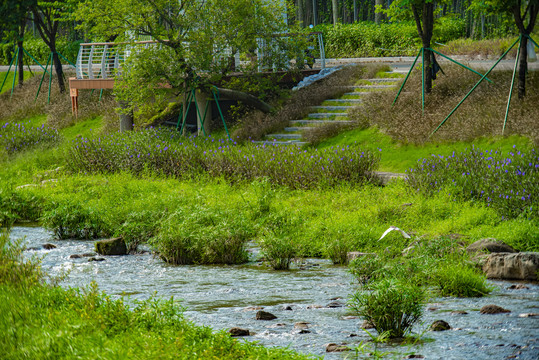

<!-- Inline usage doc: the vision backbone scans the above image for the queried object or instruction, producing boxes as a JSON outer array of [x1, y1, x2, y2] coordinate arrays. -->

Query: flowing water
[[12, 227, 539, 359]]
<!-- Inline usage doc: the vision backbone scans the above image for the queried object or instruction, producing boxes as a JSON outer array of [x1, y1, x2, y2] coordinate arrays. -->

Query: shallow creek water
[[13, 226, 539, 359]]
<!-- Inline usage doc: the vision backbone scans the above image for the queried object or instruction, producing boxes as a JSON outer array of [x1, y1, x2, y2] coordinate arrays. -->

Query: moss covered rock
[[95, 237, 127, 256]]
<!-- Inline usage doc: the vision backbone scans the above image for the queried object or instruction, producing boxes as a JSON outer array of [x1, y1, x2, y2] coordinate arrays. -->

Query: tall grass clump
[[150, 206, 254, 265], [0, 121, 61, 156], [406, 146, 538, 219], [65, 127, 380, 189]]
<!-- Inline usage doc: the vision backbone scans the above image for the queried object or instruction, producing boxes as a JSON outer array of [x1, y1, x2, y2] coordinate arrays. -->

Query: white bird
[[379, 226, 411, 241]]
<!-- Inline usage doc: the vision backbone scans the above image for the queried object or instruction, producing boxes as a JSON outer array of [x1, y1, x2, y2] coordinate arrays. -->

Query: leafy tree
[[0, 0, 34, 87], [475, 0, 538, 98], [74, 0, 290, 115], [30, 0, 78, 93]]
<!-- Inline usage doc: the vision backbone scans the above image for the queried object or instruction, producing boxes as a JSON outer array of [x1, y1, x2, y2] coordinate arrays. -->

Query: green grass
[[318, 126, 534, 172], [0, 71, 37, 94], [61, 115, 104, 140]]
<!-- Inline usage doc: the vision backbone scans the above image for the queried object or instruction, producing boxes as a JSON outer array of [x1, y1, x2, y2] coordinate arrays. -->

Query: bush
[[0, 186, 43, 227], [259, 231, 297, 270], [150, 207, 252, 265], [350, 279, 425, 338], [432, 263, 493, 297], [0, 122, 61, 156], [406, 146, 538, 219], [0, 38, 82, 65], [41, 200, 107, 239], [114, 209, 166, 253]]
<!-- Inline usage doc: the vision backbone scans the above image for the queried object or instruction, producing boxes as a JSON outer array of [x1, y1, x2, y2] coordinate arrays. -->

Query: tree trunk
[[17, 41, 24, 88], [332, 0, 338, 25], [305, 0, 313, 26], [297, 0, 304, 26], [412, 2, 434, 94], [517, 35, 528, 99], [375, 0, 384, 24], [51, 47, 66, 93], [216, 88, 274, 113]]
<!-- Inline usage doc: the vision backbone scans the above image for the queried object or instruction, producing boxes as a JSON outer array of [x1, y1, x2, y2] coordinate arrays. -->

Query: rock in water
[[430, 320, 451, 331], [480, 305, 511, 314], [95, 237, 127, 256], [229, 327, 250, 336], [325, 343, 350, 352], [42, 243, 57, 250], [255, 310, 277, 320], [483, 253, 539, 281]]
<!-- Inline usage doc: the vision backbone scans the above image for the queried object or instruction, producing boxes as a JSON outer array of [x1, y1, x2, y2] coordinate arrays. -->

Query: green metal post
[[429, 48, 492, 83], [35, 53, 52, 102], [527, 34, 539, 49], [503, 35, 523, 135], [10, 49, 19, 98], [179, 89, 194, 134], [421, 47, 425, 113], [99, 89, 104, 102], [176, 104, 184, 130], [392, 48, 421, 106], [57, 52, 76, 68], [47, 52, 54, 104], [431, 37, 520, 136], [191, 89, 207, 137], [22, 48, 45, 70], [0, 49, 16, 93], [212, 88, 231, 141]]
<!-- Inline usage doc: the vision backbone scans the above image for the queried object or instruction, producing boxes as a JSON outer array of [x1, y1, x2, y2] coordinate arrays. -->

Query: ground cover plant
[[65, 127, 380, 189], [0, 231, 315, 360], [406, 146, 538, 220], [0, 121, 61, 157]]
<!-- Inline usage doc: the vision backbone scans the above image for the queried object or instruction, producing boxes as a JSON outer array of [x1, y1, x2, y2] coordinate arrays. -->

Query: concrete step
[[307, 112, 348, 119], [311, 105, 353, 111], [324, 98, 363, 103], [364, 78, 400, 82], [285, 126, 314, 132], [346, 85, 398, 90], [265, 133, 302, 139], [253, 140, 308, 146], [290, 119, 354, 125]]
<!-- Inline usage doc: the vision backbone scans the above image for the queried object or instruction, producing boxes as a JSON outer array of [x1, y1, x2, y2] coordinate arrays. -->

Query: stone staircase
[[260, 73, 406, 146]]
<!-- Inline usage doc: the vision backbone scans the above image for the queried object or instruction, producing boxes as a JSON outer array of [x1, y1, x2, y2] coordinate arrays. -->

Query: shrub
[[41, 200, 107, 239], [406, 146, 538, 219], [0, 186, 43, 227], [150, 207, 252, 265], [431, 263, 493, 297], [0, 122, 61, 156], [350, 279, 425, 338], [65, 127, 380, 189], [349, 255, 384, 287], [114, 209, 165, 253], [259, 231, 297, 270]]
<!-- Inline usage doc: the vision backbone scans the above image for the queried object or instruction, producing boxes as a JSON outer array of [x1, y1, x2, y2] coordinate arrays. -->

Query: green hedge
[[317, 18, 468, 58], [0, 38, 82, 66]]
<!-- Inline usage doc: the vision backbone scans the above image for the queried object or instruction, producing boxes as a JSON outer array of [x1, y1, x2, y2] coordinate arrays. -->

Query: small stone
[[361, 320, 375, 329], [480, 305, 511, 314], [427, 307, 439, 311], [342, 316, 358, 320], [283, 305, 293, 311], [243, 306, 264, 311], [26, 247, 40, 251], [429, 320, 451, 331], [294, 322, 310, 329], [348, 333, 358, 337], [42, 243, 57, 250], [508, 284, 529, 290], [326, 343, 350, 352], [518, 313, 539, 318], [298, 329, 311, 334], [451, 310, 468, 315], [229, 327, 250, 337], [326, 301, 345, 308], [69, 254, 82, 259], [405, 355, 425, 359], [88, 257, 105, 262], [256, 310, 277, 320], [307, 304, 323, 309]]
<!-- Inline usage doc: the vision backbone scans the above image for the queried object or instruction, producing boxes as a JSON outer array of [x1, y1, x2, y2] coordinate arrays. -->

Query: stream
[[12, 226, 539, 359]]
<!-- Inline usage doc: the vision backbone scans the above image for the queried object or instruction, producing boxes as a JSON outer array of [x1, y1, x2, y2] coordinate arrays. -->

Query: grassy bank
[[0, 232, 313, 359]]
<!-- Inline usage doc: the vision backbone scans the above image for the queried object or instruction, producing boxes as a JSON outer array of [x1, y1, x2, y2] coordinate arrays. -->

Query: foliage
[[65, 127, 380, 189], [0, 121, 61, 156], [0, 185, 43, 228], [0, 37, 83, 65], [406, 146, 539, 219], [149, 207, 253, 265], [350, 279, 425, 338], [41, 200, 108, 239], [318, 22, 419, 58], [431, 263, 493, 297]]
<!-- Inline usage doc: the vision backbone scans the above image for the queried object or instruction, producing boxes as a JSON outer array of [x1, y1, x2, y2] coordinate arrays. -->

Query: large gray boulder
[[466, 239, 516, 254], [482, 252, 539, 281], [95, 237, 127, 256]]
